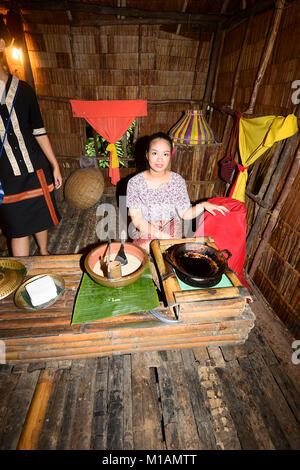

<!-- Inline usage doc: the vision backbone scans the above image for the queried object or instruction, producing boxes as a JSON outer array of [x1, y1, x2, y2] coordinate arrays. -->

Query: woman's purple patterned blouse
[[126, 171, 191, 222]]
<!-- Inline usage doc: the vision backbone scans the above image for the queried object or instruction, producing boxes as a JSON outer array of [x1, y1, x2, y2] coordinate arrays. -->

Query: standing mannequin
[[0, 17, 62, 256]]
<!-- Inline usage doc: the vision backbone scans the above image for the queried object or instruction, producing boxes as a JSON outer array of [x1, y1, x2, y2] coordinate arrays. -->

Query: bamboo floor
[[0, 197, 300, 450]]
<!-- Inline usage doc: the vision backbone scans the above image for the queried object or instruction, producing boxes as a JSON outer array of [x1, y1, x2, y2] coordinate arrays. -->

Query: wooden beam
[[223, 0, 276, 31], [176, 0, 189, 35], [4, 1, 227, 26]]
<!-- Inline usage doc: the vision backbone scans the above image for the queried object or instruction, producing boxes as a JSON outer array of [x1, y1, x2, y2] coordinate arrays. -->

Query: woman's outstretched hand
[[202, 201, 230, 216]]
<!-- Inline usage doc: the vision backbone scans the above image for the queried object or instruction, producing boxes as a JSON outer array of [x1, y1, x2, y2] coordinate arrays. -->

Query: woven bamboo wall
[[211, 1, 300, 140], [210, 0, 300, 337], [251, 150, 300, 338]]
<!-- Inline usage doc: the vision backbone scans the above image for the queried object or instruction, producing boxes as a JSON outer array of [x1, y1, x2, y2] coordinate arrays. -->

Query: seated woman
[[126, 132, 229, 253]]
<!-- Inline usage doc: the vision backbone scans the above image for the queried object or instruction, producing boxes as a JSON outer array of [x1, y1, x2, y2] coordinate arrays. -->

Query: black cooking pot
[[164, 242, 232, 288]]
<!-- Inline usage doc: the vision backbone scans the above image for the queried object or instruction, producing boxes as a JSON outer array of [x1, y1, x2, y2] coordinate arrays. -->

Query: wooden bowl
[[84, 241, 149, 288]]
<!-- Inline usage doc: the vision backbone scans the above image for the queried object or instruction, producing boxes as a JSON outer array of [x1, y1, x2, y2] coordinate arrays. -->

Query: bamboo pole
[[17, 368, 56, 450], [245, 129, 299, 256], [245, 0, 285, 114], [191, 30, 202, 101], [208, 28, 225, 127], [256, 140, 285, 199], [222, 16, 253, 149], [202, 24, 223, 112], [249, 143, 300, 276], [202, 0, 229, 113]]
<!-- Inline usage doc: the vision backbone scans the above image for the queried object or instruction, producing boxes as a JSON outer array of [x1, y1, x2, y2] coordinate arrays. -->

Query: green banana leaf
[[71, 264, 160, 324]]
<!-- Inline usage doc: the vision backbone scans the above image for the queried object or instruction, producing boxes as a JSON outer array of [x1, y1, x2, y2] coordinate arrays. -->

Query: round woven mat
[[0, 259, 27, 300]]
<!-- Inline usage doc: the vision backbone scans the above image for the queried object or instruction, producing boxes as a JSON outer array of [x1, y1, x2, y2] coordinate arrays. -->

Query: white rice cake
[[25, 275, 57, 307]]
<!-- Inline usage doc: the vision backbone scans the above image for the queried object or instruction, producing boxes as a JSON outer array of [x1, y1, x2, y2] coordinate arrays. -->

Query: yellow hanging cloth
[[230, 114, 298, 202], [107, 143, 120, 186]]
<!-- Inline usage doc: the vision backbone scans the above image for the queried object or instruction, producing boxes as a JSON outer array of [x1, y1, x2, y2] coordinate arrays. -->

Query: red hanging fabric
[[70, 100, 147, 185], [194, 197, 249, 289]]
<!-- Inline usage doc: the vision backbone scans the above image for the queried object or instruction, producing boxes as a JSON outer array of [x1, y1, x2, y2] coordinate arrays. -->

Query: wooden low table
[[0, 240, 255, 363]]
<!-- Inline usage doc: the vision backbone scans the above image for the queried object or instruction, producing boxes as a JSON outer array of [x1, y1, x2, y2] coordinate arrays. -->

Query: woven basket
[[64, 168, 105, 209]]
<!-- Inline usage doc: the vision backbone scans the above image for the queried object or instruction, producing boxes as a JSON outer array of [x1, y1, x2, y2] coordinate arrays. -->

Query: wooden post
[[245, 0, 285, 114], [249, 143, 300, 276]]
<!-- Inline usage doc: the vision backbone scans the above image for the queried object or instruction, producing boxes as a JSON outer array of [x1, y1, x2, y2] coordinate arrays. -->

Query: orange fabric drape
[[70, 100, 147, 185]]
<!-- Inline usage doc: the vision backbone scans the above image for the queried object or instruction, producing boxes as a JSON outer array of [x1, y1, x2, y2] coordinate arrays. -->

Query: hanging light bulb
[[12, 46, 22, 62]]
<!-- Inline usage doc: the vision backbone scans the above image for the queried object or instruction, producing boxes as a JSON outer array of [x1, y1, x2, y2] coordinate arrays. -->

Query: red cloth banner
[[70, 100, 147, 185], [194, 197, 249, 289]]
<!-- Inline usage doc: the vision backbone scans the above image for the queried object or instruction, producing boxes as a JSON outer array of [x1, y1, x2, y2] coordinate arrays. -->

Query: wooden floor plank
[[238, 356, 292, 450], [157, 352, 202, 449], [215, 360, 275, 449], [123, 354, 134, 450], [55, 359, 86, 450], [180, 349, 218, 449], [155, 358, 181, 449], [214, 363, 258, 449], [37, 367, 71, 450], [0, 372, 20, 444], [0, 367, 40, 450], [91, 356, 109, 450], [197, 365, 241, 450], [247, 351, 300, 450], [106, 355, 125, 450], [131, 353, 165, 450], [269, 363, 300, 424], [69, 357, 98, 450]]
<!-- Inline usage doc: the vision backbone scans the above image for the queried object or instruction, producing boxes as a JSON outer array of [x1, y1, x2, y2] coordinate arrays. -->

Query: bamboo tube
[[245, 0, 285, 114], [17, 369, 55, 450], [249, 144, 300, 277]]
